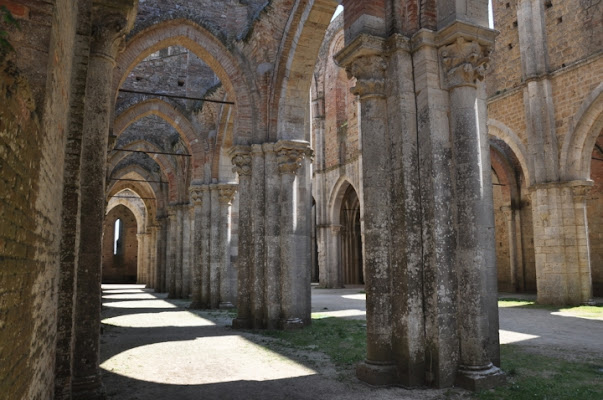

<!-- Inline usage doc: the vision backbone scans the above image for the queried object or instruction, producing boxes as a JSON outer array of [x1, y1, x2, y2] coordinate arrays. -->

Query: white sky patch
[[331, 5, 343, 22]]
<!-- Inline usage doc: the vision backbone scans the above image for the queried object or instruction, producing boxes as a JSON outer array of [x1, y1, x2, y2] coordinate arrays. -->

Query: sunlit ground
[[101, 285, 317, 386]]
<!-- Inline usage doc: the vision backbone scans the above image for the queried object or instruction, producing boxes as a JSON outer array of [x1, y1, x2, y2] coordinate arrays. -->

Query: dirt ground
[[100, 285, 603, 400]]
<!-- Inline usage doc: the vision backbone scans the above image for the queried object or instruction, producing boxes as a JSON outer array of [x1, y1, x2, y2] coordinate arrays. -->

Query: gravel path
[[100, 285, 603, 399]]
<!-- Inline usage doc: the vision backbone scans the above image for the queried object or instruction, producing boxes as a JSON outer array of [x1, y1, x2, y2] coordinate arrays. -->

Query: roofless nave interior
[[0, 0, 601, 398]]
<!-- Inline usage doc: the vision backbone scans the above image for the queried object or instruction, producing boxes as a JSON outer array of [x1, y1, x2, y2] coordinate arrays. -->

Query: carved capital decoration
[[189, 186, 204, 206], [440, 37, 490, 89], [217, 184, 238, 205], [348, 55, 387, 98], [229, 145, 252, 177], [90, 2, 136, 62], [274, 140, 311, 175]]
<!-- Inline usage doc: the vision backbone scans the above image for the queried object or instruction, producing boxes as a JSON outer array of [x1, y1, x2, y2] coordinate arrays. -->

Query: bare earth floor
[[100, 285, 603, 400]]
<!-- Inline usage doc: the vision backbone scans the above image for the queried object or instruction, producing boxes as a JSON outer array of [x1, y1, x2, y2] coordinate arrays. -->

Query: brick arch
[[488, 119, 533, 187], [270, 0, 339, 141], [106, 190, 147, 235], [113, 19, 257, 143], [560, 83, 603, 181], [114, 99, 206, 179], [107, 167, 164, 223], [108, 140, 181, 203]]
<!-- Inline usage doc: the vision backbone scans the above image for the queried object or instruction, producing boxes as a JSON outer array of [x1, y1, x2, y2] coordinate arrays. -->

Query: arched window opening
[[340, 185, 363, 285], [113, 218, 122, 256]]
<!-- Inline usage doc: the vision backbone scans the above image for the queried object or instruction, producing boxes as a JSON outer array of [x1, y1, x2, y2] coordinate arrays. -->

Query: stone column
[[181, 204, 192, 298], [149, 225, 159, 289], [336, 42, 397, 385], [262, 143, 279, 329], [189, 185, 205, 308], [230, 146, 253, 328], [530, 181, 594, 305], [155, 215, 168, 292], [218, 183, 238, 308], [209, 185, 220, 308], [440, 34, 504, 390], [136, 233, 145, 284], [275, 140, 312, 329], [71, 6, 135, 399], [166, 206, 177, 298], [200, 186, 211, 305], [325, 225, 343, 288], [501, 205, 520, 291]]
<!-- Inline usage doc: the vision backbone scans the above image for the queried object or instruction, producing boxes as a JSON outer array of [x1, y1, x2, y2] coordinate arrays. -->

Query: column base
[[281, 317, 304, 330], [72, 375, 106, 400], [456, 363, 505, 391], [219, 301, 235, 309], [356, 360, 398, 386], [232, 317, 252, 329]]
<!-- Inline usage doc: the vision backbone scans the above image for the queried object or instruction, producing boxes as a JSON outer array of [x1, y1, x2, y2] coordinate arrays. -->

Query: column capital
[[439, 36, 490, 89], [274, 140, 311, 175], [189, 185, 206, 206], [334, 34, 387, 98], [229, 145, 252, 177], [217, 183, 238, 205], [90, 1, 137, 62]]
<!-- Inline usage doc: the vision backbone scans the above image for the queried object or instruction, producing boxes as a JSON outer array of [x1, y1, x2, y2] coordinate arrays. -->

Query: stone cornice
[[528, 179, 593, 192]]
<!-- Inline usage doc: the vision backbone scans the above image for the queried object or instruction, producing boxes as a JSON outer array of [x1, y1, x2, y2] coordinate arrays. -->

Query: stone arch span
[[270, 0, 338, 141], [113, 19, 257, 143], [560, 83, 603, 181], [113, 99, 205, 179], [488, 119, 533, 187]]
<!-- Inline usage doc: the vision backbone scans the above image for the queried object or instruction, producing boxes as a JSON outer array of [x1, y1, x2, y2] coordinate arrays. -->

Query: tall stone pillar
[[336, 42, 397, 385], [209, 185, 221, 308], [71, 5, 135, 399], [182, 204, 193, 298], [262, 143, 279, 329], [230, 146, 253, 328], [155, 215, 168, 292], [149, 225, 159, 289], [275, 140, 312, 329], [501, 205, 520, 291], [166, 206, 177, 298], [218, 183, 238, 308], [189, 184, 205, 308], [530, 181, 594, 305], [136, 233, 145, 284], [440, 32, 504, 390], [324, 225, 343, 288]]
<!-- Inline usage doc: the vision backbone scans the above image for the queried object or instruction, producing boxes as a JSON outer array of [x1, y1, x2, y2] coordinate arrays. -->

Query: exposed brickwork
[[486, 0, 521, 98], [544, 0, 602, 72]]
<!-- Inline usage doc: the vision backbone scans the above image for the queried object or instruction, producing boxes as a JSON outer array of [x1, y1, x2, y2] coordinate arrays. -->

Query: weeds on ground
[[498, 298, 603, 319], [476, 344, 603, 400], [259, 315, 366, 367]]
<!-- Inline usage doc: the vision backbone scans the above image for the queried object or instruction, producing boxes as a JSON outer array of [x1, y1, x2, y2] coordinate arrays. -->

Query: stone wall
[[0, 0, 78, 397]]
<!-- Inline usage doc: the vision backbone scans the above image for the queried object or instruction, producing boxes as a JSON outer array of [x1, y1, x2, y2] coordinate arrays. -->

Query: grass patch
[[477, 344, 603, 400], [258, 316, 366, 367], [498, 298, 603, 320]]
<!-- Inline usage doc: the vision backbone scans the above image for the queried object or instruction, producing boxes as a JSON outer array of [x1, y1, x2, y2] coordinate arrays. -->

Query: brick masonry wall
[[487, 0, 522, 98], [544, 0, 602, 72], [0, 0, 77, 397], [102, 205, 139, 283]]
